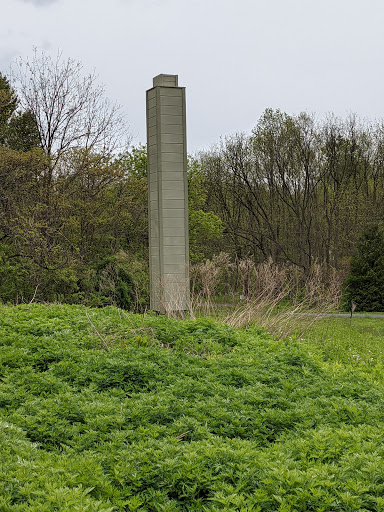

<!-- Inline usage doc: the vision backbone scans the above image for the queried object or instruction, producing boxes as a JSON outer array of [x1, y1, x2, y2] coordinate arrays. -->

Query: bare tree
[[12, 49, 130, 170]]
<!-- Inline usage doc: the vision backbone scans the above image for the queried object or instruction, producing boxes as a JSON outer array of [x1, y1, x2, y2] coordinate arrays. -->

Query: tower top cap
[[153, 74, 178, 87]]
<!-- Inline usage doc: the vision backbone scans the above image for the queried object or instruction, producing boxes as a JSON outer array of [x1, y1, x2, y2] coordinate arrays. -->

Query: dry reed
[[189, 255, 343, 338]]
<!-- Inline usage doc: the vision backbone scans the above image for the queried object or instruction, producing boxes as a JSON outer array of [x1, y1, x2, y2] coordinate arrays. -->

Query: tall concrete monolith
[[146, 74, 189, 313]]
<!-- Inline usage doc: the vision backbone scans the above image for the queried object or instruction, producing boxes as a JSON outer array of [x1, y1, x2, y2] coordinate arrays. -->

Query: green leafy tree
[[343, 225, 384, 311], [117, 144, 147, 179], [189, 209, 223, 263], [0, 60, 137, 306], [188, 156, 224, 262]]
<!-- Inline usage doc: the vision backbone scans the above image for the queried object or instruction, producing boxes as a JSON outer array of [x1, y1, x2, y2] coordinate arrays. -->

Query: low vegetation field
[[1, 304, 384, 511]]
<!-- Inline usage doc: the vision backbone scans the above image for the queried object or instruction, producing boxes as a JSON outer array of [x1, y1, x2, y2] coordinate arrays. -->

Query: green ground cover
[[1, 304, 384, 511]]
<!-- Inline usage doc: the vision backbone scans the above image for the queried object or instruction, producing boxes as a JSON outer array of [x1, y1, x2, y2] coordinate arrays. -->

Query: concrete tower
[[146, 74, 189, 312]]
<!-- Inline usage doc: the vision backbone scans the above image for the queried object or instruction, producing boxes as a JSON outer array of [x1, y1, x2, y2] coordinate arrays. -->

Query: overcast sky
[[2, 0, 384, 152]]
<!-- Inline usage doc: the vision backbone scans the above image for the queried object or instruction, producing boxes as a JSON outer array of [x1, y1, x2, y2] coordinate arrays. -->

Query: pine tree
[[0, 73, 18, 145], [343, 225, 384, 311], [0, 72, 39, 151]]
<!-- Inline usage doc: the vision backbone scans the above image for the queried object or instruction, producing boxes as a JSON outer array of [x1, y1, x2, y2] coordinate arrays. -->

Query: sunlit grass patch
[[302, 316, 384, 372]]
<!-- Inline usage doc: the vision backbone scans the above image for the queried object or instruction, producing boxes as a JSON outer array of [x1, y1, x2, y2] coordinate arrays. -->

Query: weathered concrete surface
[[146, 74, 189, 312]]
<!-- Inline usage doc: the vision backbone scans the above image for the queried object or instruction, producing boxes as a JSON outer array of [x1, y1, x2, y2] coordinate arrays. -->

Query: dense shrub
[[1, 304, 384, 510]]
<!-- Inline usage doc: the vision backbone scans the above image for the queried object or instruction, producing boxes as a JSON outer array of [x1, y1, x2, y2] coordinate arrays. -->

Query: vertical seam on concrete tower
[[182, 87, 190, 309], [146, 89, 153, 308], [155, 85, 164, 310]]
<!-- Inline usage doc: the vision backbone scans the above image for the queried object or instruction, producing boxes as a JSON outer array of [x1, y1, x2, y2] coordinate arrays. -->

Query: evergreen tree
[[0, 72, 39, 151], [0, 73, 18, 145], [343, 225, 384, 311]]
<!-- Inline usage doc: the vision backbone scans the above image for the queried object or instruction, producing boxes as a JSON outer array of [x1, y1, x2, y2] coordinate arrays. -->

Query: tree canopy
[[1, 52, 384, 310]]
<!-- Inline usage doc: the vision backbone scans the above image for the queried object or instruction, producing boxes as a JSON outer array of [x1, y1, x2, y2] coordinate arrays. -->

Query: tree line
[[0, 52, 222, 308], [0, 53, 148, 308], [1, 51, 383, 310], [196, 109, 384, 272]]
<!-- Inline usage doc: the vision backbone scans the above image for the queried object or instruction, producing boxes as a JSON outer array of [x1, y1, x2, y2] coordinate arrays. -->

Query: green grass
[[302, 316, 384, 377], [1, 304, 384, 510]]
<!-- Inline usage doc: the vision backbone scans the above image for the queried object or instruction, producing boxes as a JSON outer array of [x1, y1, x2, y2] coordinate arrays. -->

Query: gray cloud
[[6, 0, 384, 151], [0, 50, 18, 76], [18, 0, 60, 6]]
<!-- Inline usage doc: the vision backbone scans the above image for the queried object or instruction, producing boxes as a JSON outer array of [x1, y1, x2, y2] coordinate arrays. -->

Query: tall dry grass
[[189, 254, 343, 338]]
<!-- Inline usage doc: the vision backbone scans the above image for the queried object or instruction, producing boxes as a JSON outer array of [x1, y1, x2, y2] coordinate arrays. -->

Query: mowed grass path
[[1, 304, 384, 511]]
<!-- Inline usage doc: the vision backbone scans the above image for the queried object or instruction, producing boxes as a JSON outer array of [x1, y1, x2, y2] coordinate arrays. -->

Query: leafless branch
[[12, 49, 131, 170]]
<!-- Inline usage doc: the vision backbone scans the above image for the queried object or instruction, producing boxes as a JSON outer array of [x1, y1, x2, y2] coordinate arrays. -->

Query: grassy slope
[[1, 304, 384, 511]]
